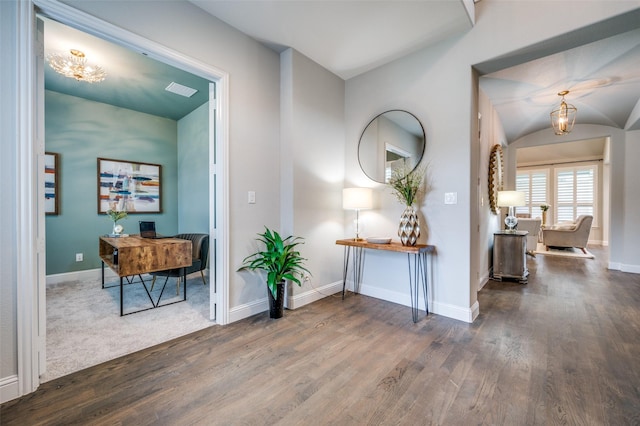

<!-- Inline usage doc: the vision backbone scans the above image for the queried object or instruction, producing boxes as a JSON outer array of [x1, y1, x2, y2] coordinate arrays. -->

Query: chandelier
[[550, 90, 577, 135], [47, 49, 106, 83]]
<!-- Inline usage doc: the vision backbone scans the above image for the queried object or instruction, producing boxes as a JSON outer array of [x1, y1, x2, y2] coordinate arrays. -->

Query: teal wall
[[45, 90, 178, 275], [177, 102, 210, 233]]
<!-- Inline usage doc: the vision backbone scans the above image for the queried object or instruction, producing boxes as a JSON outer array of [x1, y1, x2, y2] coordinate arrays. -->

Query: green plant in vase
[[106, 209, 128, 236], [388, 164, 426, 246], [239, 227, 310, 318]]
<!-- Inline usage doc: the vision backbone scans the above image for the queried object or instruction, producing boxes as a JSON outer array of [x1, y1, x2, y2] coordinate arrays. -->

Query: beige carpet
[[533, 242, 595, 259], [42, 273, 213, 382]]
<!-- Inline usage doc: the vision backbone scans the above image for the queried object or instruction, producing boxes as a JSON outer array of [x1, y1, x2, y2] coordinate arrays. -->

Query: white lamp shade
[[343, 188, 373, 210], [497, 190, 526, 207]]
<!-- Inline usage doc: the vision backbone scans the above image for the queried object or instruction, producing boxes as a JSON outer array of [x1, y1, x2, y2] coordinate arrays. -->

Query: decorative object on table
[[388, 164, 426, 246], [98, 158, 162, 214], [488, 144, 504, 214], [238, 227, 310, 319], [44, 152, 59, 215], [343, 187, 373, 240], [366, 237, 392, 244], [106, 209, 128, 236], [550, 90, 577, 135], [539, 202, 550, 226], [497, 190, 526, 231]]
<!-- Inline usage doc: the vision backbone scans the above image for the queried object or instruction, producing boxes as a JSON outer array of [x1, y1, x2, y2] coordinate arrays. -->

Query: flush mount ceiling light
[[550, 90, 577, 135], [47, 49, 106, 83]]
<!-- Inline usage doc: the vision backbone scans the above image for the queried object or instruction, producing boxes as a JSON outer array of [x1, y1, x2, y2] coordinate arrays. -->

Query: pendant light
[[550, 90, 577, 135]]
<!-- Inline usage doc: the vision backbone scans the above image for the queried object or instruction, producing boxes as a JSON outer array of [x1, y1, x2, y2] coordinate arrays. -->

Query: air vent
[[165, 82, 198, 98]]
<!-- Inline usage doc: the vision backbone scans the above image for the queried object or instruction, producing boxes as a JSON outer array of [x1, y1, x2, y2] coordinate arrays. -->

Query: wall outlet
[[75, 253, 83, 262], [444, 192, 458, 205], [248, 191, 256, 204]]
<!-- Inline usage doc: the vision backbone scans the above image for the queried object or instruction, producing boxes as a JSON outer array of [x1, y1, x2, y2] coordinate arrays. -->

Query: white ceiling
[[190, 0, 474, 80]]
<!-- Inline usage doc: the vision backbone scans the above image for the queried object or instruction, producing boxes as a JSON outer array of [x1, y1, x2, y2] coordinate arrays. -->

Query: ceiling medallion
[[550, 90, 577, 135], [47, 49, 106, 83]]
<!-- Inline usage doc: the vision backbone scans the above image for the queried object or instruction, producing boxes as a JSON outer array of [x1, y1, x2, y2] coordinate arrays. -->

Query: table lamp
[[343, 188, 373, 240], [497, 190, 526, 231]]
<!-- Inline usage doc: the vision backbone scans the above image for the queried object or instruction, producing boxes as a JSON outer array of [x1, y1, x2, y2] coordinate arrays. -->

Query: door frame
[[17, 0, 230, 396]]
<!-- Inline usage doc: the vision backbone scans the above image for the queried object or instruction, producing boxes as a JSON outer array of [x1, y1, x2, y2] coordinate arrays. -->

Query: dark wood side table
[[336, 239, 435, 323], [492, 230, 528, 284]]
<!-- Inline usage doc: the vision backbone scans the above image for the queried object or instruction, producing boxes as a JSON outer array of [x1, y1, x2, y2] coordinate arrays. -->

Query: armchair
[[542, 215, 593, 254], [150, 233, 209, 294]]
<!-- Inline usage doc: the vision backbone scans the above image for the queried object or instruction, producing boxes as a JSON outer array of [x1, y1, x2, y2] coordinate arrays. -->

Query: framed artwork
[[44, 152, 59, 215], [98, 158, 162, 214]]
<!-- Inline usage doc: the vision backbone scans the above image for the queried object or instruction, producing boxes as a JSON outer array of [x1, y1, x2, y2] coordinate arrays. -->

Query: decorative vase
[[268, 281, 285, 319], [542, 210, 547, 226], [398, 205, 420, 246], [112, 222, 123, 236]]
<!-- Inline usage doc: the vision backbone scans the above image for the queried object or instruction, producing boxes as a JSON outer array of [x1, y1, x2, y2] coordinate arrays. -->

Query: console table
[[336, 239, 435, 323], [99, 235, 192, 315]]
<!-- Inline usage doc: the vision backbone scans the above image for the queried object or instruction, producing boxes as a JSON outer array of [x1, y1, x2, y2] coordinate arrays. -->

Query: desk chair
[[150, 233, 209, 294]]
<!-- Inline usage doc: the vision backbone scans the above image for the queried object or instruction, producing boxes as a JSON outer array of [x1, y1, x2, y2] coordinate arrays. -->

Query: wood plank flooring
[[2, 246, 640, 425]]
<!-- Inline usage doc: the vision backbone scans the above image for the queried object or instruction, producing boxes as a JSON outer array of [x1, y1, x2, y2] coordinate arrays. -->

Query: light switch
[[444, 192, 457, 205], [248, 191, 256, 204]]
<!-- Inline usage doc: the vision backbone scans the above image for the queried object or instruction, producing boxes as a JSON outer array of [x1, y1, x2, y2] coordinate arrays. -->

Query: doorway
[[28, 1, 230, 385]]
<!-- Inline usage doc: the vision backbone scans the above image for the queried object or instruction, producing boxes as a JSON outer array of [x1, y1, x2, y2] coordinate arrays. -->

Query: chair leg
[[150, 276, 157, 291], [580, 247, 587, 254], [200, 270, 207, 286]]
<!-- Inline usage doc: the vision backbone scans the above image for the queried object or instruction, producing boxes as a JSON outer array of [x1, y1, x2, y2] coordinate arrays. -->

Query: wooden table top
[[336, 239, 434, 254]]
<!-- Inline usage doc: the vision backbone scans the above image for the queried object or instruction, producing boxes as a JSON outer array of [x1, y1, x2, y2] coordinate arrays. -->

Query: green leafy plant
[[106, 209, 128, 223], [388, 164, 426, 206], [539, 203, 551, 212], [239, 227, 310, 299]]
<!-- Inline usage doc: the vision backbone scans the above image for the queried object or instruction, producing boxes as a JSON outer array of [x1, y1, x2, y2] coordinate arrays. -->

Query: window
[[555, 165, 597, 223], [515, 169, 549, 218]]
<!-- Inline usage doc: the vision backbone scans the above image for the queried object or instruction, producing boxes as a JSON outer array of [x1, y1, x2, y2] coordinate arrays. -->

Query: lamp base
[[504, 206, 518, 231]]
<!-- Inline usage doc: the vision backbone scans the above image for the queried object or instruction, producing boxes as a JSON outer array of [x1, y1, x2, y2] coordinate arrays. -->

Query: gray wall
[[44, 90, 179, 275]]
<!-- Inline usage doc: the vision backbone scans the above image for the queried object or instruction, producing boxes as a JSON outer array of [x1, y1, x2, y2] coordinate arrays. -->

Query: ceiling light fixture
[[550, 90, 577, 135], [47, 49, 106, 83]]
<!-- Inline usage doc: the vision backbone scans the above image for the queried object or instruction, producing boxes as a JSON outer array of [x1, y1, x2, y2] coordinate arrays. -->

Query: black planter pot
[[268, 281, 285, 319]]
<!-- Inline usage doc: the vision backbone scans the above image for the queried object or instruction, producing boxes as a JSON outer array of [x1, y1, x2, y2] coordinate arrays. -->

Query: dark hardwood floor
[[2, 246, 639, 425]]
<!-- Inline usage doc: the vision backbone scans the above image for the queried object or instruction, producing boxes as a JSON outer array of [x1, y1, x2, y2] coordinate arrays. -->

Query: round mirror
[[357, 110, 426, 183], [488, 144, 504, 214]]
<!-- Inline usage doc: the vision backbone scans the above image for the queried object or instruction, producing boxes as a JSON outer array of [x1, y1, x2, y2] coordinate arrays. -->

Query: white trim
[[359, 283, 478, 323], [16, 0, 40, 400], [286, 281, 343, 310], [609, 262, 640, 274], [229, 299, 269, 323], [0, 375, 19, 404]]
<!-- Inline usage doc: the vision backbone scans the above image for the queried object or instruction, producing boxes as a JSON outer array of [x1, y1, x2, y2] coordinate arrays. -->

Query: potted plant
[[239, 227, 310, 318], [106, 209, 128, 236], [388, 164, 426, 246]]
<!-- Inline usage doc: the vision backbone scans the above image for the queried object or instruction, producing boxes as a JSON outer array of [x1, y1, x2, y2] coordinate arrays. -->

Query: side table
[[492, 230, 528, 284]]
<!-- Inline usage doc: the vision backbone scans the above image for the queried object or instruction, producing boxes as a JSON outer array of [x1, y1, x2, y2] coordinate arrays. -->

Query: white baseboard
[[287, 280, 343, 310], [0, 375, 19, 404], [229, 298, 269, 323], [46, 267, 116, 286], [609, 262, 640, 274], [359, 283, 477, 323]]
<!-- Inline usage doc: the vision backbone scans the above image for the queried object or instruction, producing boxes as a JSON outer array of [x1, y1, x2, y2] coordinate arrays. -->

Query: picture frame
[[45, 152, 59, 215], [98, 158, 162, 214]]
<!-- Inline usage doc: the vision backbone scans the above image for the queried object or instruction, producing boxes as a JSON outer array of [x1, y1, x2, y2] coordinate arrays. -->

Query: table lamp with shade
[[343, 188, 373, 240], [497, 190, 526, 231]]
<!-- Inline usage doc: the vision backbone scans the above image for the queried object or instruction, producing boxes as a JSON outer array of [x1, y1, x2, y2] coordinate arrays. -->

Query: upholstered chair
[[150, 233, 209, 294], [542, 215, 593, 254]]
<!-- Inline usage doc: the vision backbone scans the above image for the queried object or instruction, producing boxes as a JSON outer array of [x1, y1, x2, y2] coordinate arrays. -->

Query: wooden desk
[[336, 239, 435, 323], [99, 235, 192, 315]]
